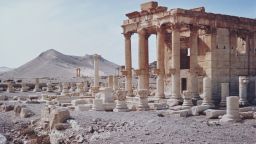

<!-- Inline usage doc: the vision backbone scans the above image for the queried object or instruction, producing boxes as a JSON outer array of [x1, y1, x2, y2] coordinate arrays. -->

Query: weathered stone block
[[50, 108, 70, 130]]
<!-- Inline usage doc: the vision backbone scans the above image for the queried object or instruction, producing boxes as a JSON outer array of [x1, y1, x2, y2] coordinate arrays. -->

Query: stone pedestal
[[220, 83, 229, 107], [47, 83, 53, 92], [182, 91, 193, 109], [57, 83, 63, 93], [201, 77, 214, 107], [137, 89, 149, 111], [239, 76, 249, 106], [76, 83, 84, 94], [61, 83, 69, 95], [33, 78, 41, 92], [69, 83, 76, 92], [220, 96, 241, 123], [113, 90, 129, 112], [101, 87, 115, 111], [92, 99, 104, 111]]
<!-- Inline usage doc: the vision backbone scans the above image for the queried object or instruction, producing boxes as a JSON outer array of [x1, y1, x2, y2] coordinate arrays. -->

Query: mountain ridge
[[0, 49, 119, 80]]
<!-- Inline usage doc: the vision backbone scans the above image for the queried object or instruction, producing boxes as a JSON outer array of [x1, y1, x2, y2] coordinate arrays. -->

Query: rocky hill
[[0, 49, 119, 80]]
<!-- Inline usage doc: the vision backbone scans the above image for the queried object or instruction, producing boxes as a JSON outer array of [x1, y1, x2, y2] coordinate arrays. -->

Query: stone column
[[76, 68, 80, 77], [201, 77, 214, 107], [170, 25, 181, 102], [7, 82, 14, 93], [239, 76, 249, 106], [124, 33, 133, 96], [155, 27, 165, 98], [220, 83, 229, 107], [33, 78, 41, 92], [182, 90, 193, 109], [138, 29, 149, 90], [107, 75, 114, 89], [57, 83, 63, 93], [189, 26, 200, 100], [220, 96, 241, 123], [137, 89, 149, 111], [113, 76, 118, 91], [94, 54, 100, 88], [113, 90, 129, 112]]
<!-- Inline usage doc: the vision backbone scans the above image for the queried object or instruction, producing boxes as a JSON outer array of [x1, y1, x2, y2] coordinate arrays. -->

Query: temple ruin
[[121, 1, 256, 105]]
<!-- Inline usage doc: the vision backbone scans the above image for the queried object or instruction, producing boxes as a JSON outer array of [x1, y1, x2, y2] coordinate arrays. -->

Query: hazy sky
[[0, 0, 255, 68]]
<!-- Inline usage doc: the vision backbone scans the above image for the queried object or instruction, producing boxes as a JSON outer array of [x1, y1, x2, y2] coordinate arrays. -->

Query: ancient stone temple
[[122, 1, 256, 104]]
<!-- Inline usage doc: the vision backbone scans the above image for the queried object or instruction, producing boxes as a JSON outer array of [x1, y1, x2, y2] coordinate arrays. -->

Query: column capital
[[189, 25, 199, 33], [156, 26, 165, 33], [137, 29, 150, 39], [123, 32, 133, 39], [170, 23, 182, 31], [137, 28, 147, 35]]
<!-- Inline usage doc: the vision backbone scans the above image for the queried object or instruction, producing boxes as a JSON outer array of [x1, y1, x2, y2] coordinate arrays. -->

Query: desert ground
[[0, 91, 256, 144]]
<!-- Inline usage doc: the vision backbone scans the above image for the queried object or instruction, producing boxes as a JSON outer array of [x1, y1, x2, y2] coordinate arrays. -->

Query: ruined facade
[[121, 1, 256, 104]]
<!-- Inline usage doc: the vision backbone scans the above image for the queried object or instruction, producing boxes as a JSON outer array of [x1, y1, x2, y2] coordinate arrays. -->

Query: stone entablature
[[122, 2, 256, 34]]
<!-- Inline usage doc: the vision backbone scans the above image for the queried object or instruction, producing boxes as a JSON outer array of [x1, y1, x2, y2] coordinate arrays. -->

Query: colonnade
[[123, 24, 200, 100]]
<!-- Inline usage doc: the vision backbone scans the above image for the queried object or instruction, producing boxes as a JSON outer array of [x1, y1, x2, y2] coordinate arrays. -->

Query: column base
[[182, 99, 193, 108], [220, 114, 241, 123], [114, 101, 129, 112], [137, 98, 149, 111], [239, 99, 249, 106], [201, 102, 214, 108], [192, 94, 201, 100], [219, 100, 226, 107], [155, 93, 165, 99], [127, 91, 134, 97], [167, 98, 182, 107]]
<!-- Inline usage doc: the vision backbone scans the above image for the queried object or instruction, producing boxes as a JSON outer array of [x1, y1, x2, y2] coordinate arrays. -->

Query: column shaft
[[156, 28, 165, 98], [171, 27, 181, 100], [189, 28, 200, 99], [138, 30, 149, 90], [124, 33, 133, 96]]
